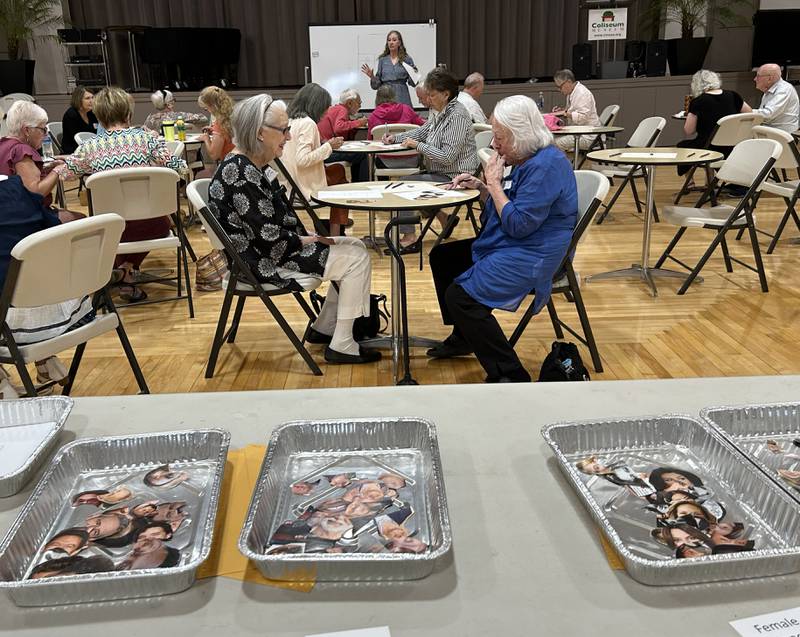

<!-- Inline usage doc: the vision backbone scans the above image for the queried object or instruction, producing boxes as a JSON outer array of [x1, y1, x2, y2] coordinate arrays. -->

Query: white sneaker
[[36, 356, 69, 386], [0, 366, 20, 399]]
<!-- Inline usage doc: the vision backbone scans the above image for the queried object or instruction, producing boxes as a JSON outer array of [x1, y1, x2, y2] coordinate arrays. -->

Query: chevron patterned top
[[57, 128, 188, 180]]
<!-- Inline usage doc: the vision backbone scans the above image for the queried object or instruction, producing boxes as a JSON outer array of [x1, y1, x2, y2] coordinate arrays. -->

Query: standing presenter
[[361, 30, 418, 108]]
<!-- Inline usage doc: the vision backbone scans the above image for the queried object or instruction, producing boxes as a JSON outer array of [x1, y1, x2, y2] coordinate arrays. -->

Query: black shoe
[[324, 346, 382, 364], [383, 242, 421, 256], [439, 215, 460, 241], [306, 327, 332, 344], [426, 336, 473, 359]]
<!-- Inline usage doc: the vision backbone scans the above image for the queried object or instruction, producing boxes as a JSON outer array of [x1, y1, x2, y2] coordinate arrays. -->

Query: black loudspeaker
[[624, 39, 646, 77], [646, 40, 668, 77], [572, 43, 593, 80]]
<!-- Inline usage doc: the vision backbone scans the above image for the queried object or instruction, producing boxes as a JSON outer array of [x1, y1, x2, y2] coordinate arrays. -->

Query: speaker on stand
[[624, 40, 646, 78], [646, 40, 668, 77], [572, 43, 593, 80]]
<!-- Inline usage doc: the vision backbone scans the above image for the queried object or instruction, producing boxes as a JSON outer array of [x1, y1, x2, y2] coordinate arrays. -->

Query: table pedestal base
[[586, 264, 702, 297]]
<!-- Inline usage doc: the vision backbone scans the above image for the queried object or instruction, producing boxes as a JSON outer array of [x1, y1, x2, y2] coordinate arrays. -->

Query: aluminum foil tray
[[0, 429, 229, 606], [239, 418, 452, 582], [0, 397, 72, 498], [542, 415, 800, 585], [701, 402, 800, 502]]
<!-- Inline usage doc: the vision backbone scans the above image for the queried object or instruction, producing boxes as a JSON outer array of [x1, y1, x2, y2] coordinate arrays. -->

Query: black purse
[[310, 291, 390, 341], [538, 341, 590, 382]]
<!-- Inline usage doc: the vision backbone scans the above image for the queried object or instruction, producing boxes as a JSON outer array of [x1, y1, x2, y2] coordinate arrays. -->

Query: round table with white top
[[552, 125, 625, 169]]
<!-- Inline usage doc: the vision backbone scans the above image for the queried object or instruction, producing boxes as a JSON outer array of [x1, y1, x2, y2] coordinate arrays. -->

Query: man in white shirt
[[457, 72, 487, 124], [416, 84, 437, 122], [551, 68, 601, 152], [753, 63, 799, 133]]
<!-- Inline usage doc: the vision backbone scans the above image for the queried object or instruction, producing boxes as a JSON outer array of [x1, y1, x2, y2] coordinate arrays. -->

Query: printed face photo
[[575, 456, 605, 474], [291, 480, 319, 496], [43, 529, 89, 557], [310, 514, 352, 541], [120, 536, 179, 570], [97, 487, 133, 505], [85, 512, 127, 539], [266, 543, 305, 555], [29, 555, 114, 580], [379, 473, 406, 490], [136, 523, 174, 542], [326, 473, 355, 488], [376, 516, 409, 542], [387, 536, 427, 554], [143, 465, 190, 489], [132, 500, 159, 518], [71, 490, 109, 507]]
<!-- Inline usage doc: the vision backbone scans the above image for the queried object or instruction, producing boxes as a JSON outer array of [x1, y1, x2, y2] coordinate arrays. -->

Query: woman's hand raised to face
[[484, 153, 506, 188], [360, 64, 375, 79]]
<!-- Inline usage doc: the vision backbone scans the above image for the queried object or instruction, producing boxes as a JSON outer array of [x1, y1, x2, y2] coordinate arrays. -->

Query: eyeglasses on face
[[29, 125, 48, 134], [264, 124, 291, 135]]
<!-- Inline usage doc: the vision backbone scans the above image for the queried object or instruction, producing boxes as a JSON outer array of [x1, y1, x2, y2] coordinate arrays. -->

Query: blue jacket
[[455, 145, 577, 313]]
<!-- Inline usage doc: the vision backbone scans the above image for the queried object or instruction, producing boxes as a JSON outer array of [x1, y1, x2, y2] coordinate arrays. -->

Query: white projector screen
[[309, 22, 437, 110]]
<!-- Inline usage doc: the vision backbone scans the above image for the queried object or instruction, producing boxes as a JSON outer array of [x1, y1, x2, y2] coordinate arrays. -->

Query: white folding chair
[[372, 123, 422, 178], [165, 141, 185, 158], [0, 215, 149, 396], [673, 112, 765, 205], [594, 116, 666, 224], [750, 125, 800, 253], [187, 182, 323, 377], [472, 122, 492, 135], [47, 121, 64, 153], [656, 138, 782, 294], [86, 166, 194, 316], [74, 131, 97, 146], [475, 130, 493, 151], [577, 104, 620, 168], [508, 171, 610, 373]]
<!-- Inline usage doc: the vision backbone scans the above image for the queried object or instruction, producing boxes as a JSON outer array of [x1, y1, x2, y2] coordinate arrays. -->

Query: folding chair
[[191, 193, 323, 378], [750, 125, 800, 253], [272, 157, 330, 237], [74, 131, 96, 146], [86, 166, 194, 317], [655, 138, 782, 295], [474, 130, 493, 151], [0, 215, 149, 396], [576, 104, 620, 168], [508, 171, 610, 373], [673, 113, 764, 205], [594, 116, 666, 224], [47, 121, 64, 153], [472, 122, 492, 136]]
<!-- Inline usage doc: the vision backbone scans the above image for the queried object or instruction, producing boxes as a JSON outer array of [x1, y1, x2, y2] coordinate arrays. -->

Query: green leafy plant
[[0, 0, 62, 60], [641, 0, 753, 40]]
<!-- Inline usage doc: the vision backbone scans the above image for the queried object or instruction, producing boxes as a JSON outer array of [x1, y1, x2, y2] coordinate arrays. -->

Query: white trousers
[[315, 236, 371, 328], [556, 134, 598, 152]]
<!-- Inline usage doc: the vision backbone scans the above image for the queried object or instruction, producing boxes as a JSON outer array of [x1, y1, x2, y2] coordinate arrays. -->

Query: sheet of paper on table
[[316, 191, 384, 200], [730, 606, 800, 637], [620, 152, 678, 159], [307, 628, 391, 637], [364, 182, 444, 192], [392, 189, 449, 201]]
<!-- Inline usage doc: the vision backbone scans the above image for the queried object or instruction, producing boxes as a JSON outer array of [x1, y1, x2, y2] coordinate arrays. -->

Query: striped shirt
[[393, 99, 478, 177], [56, 127, 188, 179]]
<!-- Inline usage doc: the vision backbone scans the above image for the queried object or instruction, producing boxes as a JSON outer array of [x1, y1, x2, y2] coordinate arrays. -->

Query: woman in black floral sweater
[[207, 94, 380, 364]]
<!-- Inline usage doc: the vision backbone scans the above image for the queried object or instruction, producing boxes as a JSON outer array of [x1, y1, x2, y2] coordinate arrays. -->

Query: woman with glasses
[[207, 94, 380, 365], [279, 83, 351, 236]]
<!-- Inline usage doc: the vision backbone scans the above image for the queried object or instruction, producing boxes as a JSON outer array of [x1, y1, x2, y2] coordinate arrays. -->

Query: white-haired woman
[[426, 95, 577, 383], [143, 89, 207, 133], [677, 69, 751, 177], [206, 94, 380, 365], [318, 88, 370, 183]]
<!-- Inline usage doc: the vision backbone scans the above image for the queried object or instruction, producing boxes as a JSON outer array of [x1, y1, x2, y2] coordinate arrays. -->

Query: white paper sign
[[730, 607, 800, 636], [588, 8, 628, 41], [307, 628, 391, 637]]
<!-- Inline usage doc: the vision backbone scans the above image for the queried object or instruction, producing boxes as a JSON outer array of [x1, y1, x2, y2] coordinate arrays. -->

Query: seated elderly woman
[[677, 69, 751, 178], [426, 95, 577, 383], [0, 175, 94, 395], [143, 89, 207, 133], [0, 101, 82, 223], [279, 82, 351, 236], [382, 68, 478, 253], [56, 86, 188, 303], [207, 94, 380, 365]]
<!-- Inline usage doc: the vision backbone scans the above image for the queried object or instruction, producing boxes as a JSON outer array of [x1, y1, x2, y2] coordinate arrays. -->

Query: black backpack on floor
[[538, 341, 590, 382]]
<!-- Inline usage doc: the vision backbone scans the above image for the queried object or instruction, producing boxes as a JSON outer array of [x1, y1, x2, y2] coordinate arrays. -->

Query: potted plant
[[0, 0, 62, 95], [641, 0, 753, 75]]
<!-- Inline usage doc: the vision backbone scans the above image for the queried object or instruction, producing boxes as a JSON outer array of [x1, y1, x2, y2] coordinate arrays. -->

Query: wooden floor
[[27, 169, 800, 396]]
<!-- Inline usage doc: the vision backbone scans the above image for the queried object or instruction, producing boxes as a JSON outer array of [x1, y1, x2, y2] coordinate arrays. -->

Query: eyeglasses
[[29, 126, 48, 134], [264, 124, 291, 135]]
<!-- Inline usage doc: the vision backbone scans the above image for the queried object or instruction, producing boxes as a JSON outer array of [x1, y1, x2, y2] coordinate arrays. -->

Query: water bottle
[[41, 133, 54, 160], [162, 119, 175, 141], [176, 117, 186, 142], [537, 91, 545, 112]]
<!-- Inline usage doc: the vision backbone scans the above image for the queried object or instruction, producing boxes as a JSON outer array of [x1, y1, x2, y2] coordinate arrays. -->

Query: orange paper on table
[[196, 444, 315, 592], [597, 528, 625, 570]]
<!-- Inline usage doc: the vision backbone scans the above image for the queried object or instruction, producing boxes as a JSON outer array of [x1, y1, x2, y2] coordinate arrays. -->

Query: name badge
[[503, 179, 512, 190]]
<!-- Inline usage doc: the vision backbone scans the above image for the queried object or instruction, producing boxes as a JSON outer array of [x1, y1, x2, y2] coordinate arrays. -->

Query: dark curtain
[[68, 0, 582, 87]]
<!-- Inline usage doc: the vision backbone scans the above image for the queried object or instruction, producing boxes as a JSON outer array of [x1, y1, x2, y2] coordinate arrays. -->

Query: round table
[[552, 125, 624, 169], [672, 112, 687, 120], [585, 147, 724, 296], [312, 180, 480, 385]]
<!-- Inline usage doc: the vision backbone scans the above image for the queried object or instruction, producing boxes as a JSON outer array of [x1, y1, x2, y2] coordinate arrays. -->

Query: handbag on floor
[[538, 341, 590, 382], [310, 290, 389, 340], [195, 249, 228, 291]]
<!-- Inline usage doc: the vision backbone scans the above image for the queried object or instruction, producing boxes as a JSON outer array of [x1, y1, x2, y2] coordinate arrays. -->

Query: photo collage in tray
[[26, 462, 212, 580], [266, 456, 428, 556], [750, 437, 800, 491], [574, 453, 758, 560]]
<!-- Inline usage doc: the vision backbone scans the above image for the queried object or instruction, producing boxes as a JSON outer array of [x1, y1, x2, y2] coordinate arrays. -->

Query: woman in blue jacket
[[428, 95, 578, 382]]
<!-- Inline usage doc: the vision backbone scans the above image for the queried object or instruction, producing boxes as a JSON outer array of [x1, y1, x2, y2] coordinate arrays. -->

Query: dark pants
[[115, 217, 172, 269], [326, 151, 369, 183], [429, 239, 531, 382]]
